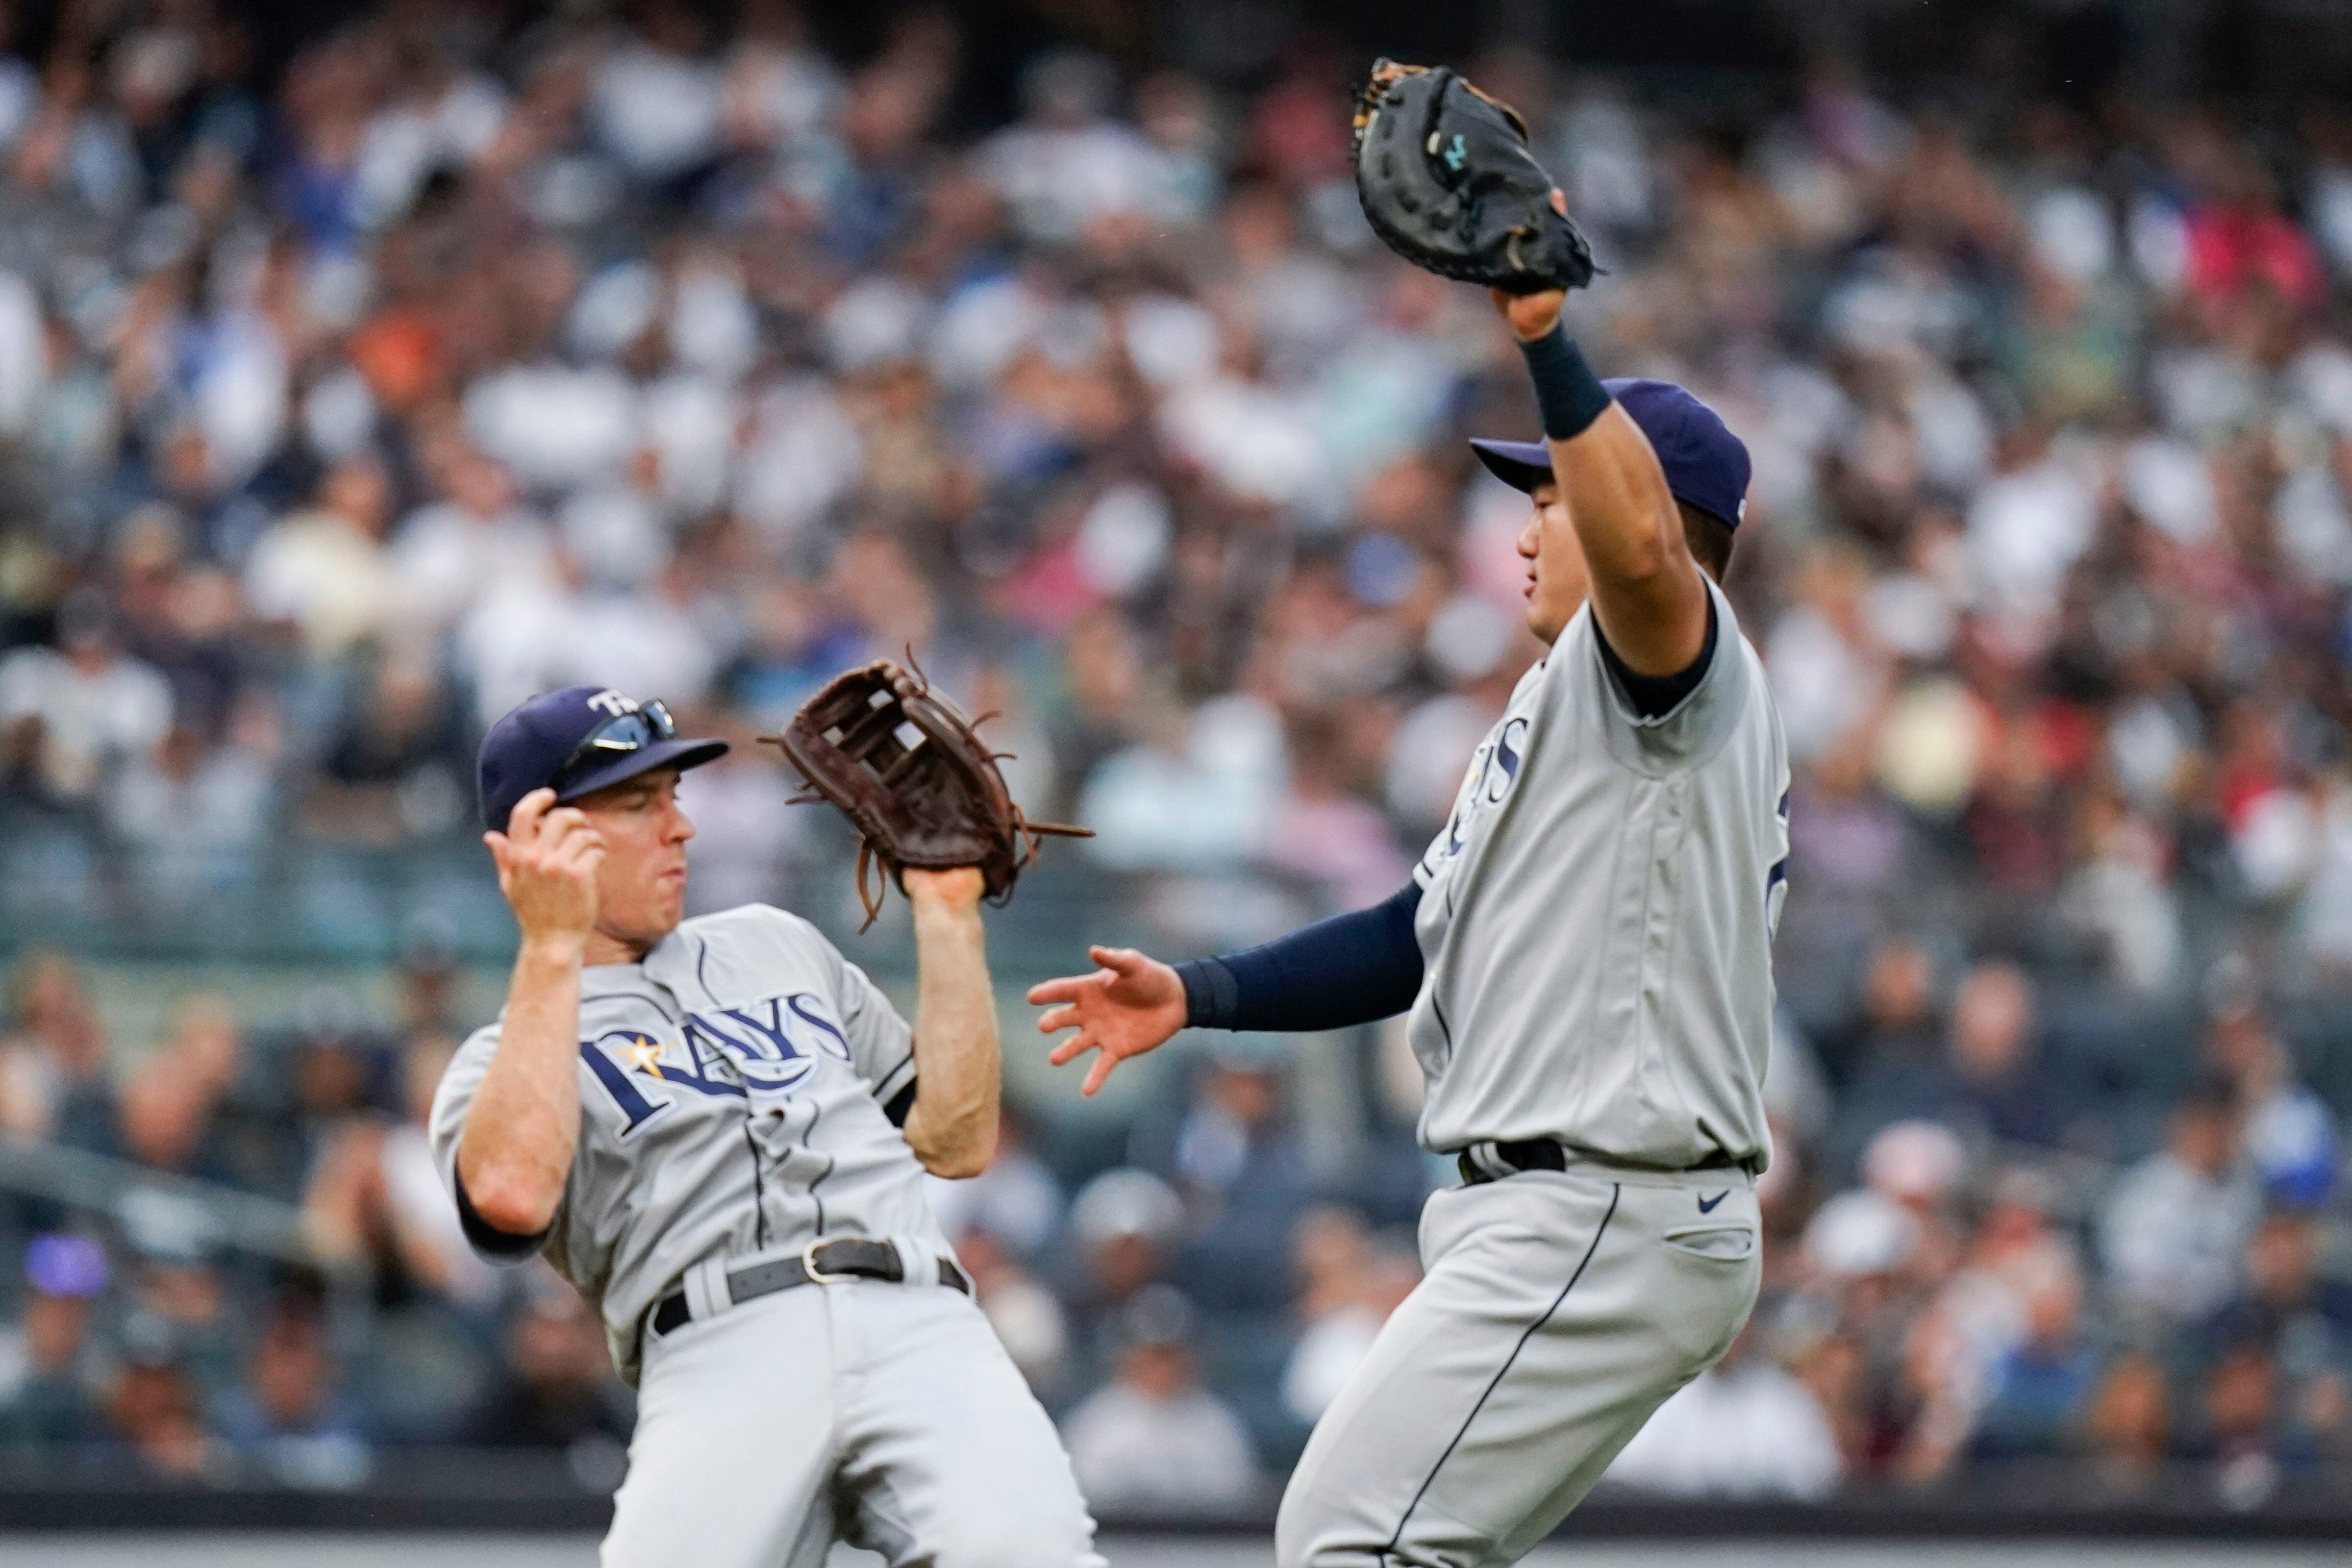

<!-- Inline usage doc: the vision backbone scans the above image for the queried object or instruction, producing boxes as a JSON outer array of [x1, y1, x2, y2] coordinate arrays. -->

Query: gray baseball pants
[[1276, 1162, 1762, 1567], [603, 1273, 1103, 1568]]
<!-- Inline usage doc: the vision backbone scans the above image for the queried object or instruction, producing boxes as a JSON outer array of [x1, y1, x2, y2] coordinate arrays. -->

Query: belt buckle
[[802, 1239, 854, 1285]]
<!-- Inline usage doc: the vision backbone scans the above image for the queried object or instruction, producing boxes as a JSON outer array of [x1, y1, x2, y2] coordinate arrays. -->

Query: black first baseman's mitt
[[1352, 58, 1597, 296], [767, 659, 1090, 929]]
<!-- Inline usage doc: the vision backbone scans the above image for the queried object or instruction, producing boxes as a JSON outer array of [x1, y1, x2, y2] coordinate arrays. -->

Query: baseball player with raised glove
[[1031, 59, 1787, 1568], [432, 679, 1101, 1568]]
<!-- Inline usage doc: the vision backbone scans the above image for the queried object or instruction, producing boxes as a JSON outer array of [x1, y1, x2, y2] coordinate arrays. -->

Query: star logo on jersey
[[624, 1036, 667, 1079]]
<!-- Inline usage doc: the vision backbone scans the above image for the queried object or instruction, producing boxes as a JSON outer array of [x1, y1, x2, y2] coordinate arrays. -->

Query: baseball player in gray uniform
[[433, 684, 1101, 1568], [1031, 283, 1788, 1566]]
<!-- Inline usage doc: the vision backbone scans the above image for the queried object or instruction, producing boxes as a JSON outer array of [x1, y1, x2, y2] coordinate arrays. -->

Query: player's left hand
[[1489, 190, 1572, 343], [1028, 946, 1187, 1097]]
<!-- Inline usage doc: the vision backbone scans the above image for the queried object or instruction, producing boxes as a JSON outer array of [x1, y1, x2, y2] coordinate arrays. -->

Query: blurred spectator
[[392, 928, 465, 1039], [103, 721, 273, 906], [2201, 977, 2342, 1211], [304, 1032, 499, 1314], [1080, 698, 1286, 874], [1831, 961, 2076, 1177], [981, 50, 1173, 246], [2190, 1338, 2290, 1509], [456, 1276, 634, 1483], [0, 1235, 109, 1447], [242, 456, 406, 660], [0, 588, 173, 807], [117, 1233, 240, 1409], [1969, 1270, 2099, 1461], [214, 1295, 372, 1489], [927, 1111, 1064, 1262], [1819, 934, 1941, 1087], [1606, 1322, 1844, 1500], [100, 1332, 225, 1482], [1061, 1166, 1183, 1382], [1061, 1285, 1257, 1517], [387, 452, 550, 632], [1278, 1207, 1417, 1425], [2101, 1080, 2262, 1326], [305, 650, 472, 846], [1134, 1047, 1316, 1313], [114, 1031, 234, 1183], [2077, 1349, 2170, 1499], [0, 951, 117, 1152], [955, 1227, 1072, 1399], [2203, 1211, 2352, 1393], [288, 1000, 384, 1152]]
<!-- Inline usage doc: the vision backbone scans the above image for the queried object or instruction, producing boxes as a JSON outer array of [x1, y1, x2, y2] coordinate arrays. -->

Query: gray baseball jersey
[[1408, 575, 1789, 1170], [427, 901, 943, 1382], [1279, 575, 1784, 1568], [429, 901, 1103, 1567]]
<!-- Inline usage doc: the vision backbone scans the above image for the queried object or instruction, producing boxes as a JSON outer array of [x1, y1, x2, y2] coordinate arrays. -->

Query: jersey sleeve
[[833, 950, 918, 1113], [427, 1023, 562, 1264], [1578, 576, 1751, 773]]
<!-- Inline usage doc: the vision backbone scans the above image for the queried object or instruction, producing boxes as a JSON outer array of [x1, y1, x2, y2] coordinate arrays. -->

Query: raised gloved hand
[[1352, 58, 1597, 296], [767, 660, 1090, 930]]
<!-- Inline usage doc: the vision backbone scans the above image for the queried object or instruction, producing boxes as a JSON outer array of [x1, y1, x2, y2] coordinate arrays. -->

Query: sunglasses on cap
[[555, 699, 677, 785]]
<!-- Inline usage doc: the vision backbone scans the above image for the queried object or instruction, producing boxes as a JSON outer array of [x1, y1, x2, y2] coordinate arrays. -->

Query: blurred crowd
[[3, 0, 2352, 1512]]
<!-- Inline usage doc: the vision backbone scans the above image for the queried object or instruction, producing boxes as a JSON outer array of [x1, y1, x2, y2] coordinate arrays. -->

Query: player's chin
[[645, 869, 690, 928]]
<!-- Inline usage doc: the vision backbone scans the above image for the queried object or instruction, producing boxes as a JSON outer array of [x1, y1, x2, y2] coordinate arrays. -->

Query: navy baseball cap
[[477, 685, 728, 832], [1470, 378, 1751, 530]]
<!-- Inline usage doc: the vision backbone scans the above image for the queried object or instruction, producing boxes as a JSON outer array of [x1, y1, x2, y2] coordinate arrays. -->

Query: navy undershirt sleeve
[[1172, 880, 1424, 1032], [1594, 591, 1719, 720]]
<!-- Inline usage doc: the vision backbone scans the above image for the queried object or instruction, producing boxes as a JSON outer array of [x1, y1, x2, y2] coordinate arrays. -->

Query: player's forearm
[[455, 936, 585, 1234], [902, 896, 1000, 1180], [1519, 323, 1708, 674], [1546, 407, 1684, 589], [1176, 880, 1425, 1031], [1545, 409, 1709, 673]]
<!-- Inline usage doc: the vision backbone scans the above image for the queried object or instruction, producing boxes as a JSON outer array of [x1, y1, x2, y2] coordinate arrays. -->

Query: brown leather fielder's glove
[[766, 660, 1090, 930], [1352, 58, 1597, 295]]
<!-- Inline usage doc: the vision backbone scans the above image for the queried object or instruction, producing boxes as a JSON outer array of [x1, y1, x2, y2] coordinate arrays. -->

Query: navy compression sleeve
[[1172, 880, 1424, 1032]]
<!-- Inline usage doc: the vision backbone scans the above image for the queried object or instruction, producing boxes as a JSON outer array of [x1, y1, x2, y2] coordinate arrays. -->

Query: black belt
[[649, 1238, 970, 1339], [1457, 1138, 1761, 1187]]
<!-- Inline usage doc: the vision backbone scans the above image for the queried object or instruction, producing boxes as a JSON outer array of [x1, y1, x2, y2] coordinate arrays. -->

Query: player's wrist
[[1504, 290, 1565, 342], [1519, 322, 1612, 441], [1170, 956, 1238, 1029], [905, 868, 986, 918], [516, 929, 591, 967]]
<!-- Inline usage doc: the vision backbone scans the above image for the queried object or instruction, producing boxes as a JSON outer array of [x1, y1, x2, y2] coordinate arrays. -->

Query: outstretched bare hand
[[1027, 946, 1187, 1097]]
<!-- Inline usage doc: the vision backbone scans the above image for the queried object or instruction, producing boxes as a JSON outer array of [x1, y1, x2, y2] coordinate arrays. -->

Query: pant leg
[[1276, 1172, 1760, 1568], [828, 1283, 1105, 1568], [603, 1288, 841, 1568]]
